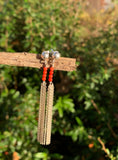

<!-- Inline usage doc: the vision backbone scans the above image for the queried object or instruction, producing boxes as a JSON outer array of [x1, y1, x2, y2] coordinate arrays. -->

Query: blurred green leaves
[[34, 152, 48, 160], [54, 96, 75, 118]]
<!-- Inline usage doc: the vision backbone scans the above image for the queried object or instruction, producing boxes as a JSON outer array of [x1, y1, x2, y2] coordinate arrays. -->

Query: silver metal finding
[[50, 49, 61, 59], [42, 51, 49, 59], [53, 51, 60, 59], [41, 49, 61, 67]]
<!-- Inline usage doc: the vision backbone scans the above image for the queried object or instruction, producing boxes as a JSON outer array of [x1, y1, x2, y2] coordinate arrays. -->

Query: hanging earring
[[44, 50, 60, 145], [37, 51, 49, 145], [37, 50, 60, 145]]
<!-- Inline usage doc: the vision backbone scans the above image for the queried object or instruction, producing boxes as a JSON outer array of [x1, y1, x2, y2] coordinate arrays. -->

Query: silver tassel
[[37, 82, 54, 145], [37, 81, 46, 144], [45, 82, 54, 145]]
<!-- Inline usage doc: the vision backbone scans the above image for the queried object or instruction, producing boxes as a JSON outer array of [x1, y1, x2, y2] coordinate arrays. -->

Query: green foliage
[[54, 96, 75, 118], [0, 0, 118, 160]]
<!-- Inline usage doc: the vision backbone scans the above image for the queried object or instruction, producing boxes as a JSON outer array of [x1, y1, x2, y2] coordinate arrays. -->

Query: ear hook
[[41, 51, 49, 67], [49, 49, 61, 67], [53, 51, 60, 59]]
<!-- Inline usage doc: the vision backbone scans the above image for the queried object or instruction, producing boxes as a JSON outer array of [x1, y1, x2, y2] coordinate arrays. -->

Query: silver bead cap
[[53, 51, 60, 59], [42, 51, 49, 59]]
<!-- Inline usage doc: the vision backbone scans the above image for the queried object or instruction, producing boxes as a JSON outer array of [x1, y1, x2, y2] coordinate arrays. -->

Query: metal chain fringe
[[37, 82, 46, 144], [44, 82, 54, 145]]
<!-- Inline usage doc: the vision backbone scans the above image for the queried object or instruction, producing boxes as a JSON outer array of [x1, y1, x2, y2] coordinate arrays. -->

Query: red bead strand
[[48, 67, 54, 82], [42, 67, 47, 81]]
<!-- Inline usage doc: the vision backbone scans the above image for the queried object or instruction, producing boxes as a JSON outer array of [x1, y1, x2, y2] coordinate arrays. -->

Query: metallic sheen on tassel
[[44, 82, 54, 145], [37, 81, 46, 144]]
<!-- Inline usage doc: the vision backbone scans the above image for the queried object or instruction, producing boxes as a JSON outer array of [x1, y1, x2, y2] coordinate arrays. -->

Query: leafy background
[[0, 0, 118, 159]]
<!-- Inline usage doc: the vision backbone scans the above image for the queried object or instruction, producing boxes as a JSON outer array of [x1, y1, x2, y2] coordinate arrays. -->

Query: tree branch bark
[[0, 52, 76, 71]]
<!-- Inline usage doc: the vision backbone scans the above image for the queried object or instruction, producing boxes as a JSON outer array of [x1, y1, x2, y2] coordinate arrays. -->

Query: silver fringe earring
[[37, 50, 60, 145]]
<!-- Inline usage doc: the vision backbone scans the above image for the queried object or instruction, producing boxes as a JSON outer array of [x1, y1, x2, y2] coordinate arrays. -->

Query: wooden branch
[[0, 52, 76, 71], [98, 137, 115, 159]]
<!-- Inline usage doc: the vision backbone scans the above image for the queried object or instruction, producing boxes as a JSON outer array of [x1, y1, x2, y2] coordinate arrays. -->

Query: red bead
[[49, 72, 53, 75], [49, 75, 53, 78], [43, 71, 47, 73], [42, 67, 47, 81], [42, 78, 45, 81], [48, 79, 52, 82], [43, 67, 47, 70], [50, 67, 54, 71], [48, 67, 54, 82]]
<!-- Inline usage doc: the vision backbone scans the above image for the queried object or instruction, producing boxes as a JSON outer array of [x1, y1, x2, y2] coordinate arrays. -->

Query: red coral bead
[[43, 67, 47, 70], [50, 67, 54, 71], [42, 78, 46, 81], [49, 79, 52, 82], [49, 75, 53, 78]]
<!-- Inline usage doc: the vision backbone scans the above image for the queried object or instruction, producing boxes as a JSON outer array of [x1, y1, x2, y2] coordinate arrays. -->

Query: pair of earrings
[[37, 50, 60, 145]]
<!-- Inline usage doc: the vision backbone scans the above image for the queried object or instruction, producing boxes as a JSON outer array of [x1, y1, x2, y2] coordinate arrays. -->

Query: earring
[[44, 50, 60, 145], [37, 51, 49, 144], [37, 50, 60, 145], [44, 64, 54, 145]]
